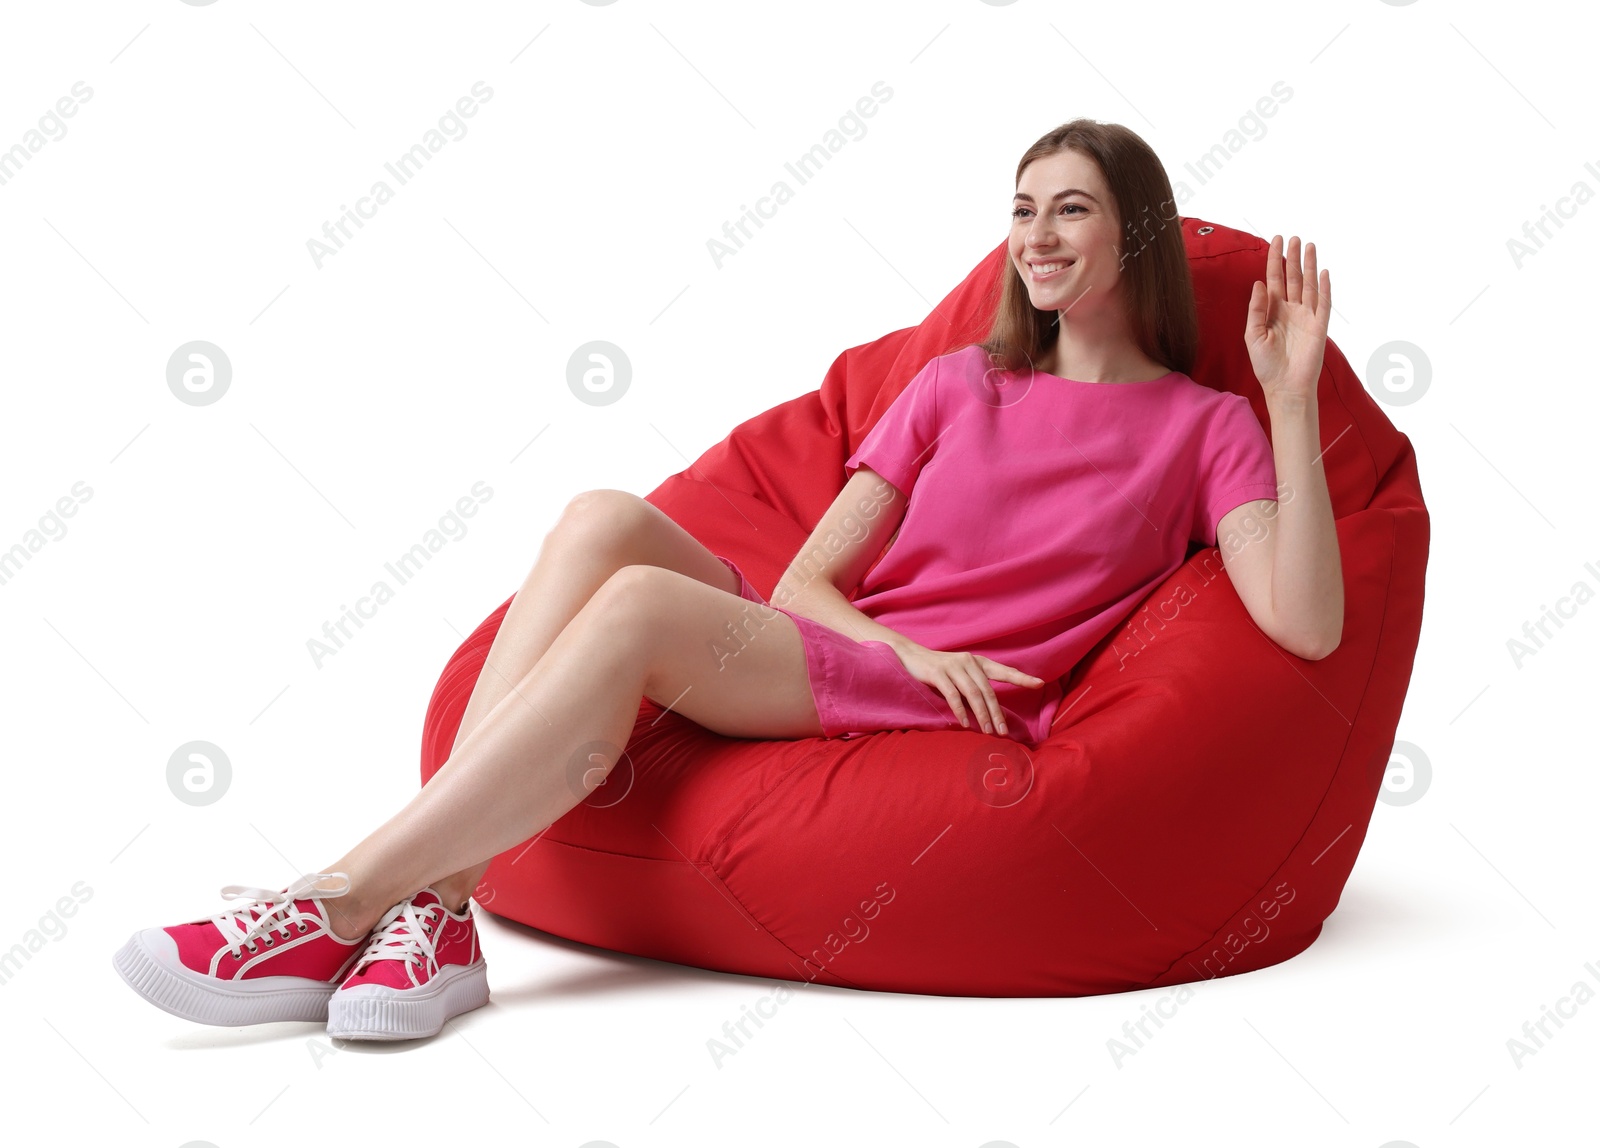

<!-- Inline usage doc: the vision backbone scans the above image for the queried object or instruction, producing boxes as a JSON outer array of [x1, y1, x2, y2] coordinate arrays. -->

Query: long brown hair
[[976, 119, 1198, 378]]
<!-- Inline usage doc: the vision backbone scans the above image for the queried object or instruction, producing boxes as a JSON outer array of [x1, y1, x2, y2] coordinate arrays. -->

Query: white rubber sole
[[112, 928, 338, 1027], [325, 960, 490, 1041]]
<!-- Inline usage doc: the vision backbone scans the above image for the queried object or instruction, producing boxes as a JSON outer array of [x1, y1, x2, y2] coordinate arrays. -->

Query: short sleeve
[[1190, 393, 1280, 546], [844, 353, 942, 498]]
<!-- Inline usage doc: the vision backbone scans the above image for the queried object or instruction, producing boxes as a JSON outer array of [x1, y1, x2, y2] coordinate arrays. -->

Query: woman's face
[[1009, 149, 1125, 317]]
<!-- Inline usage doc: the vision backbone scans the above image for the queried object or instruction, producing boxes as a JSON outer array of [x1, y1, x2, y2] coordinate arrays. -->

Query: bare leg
[[319, 559, 823, 938], [419, 489, 753, 914]]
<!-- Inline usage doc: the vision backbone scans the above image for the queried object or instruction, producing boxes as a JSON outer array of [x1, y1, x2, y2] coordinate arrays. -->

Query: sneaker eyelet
[[246, 943, 259, 953], [298, 922, 309, 932]]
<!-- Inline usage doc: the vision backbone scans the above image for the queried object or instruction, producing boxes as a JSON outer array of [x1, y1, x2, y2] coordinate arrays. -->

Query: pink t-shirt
[[842, 342, 1280, 743]]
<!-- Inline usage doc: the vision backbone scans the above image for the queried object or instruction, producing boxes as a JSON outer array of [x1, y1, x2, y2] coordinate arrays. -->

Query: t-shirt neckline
[[1033, 367, 1182, 386]]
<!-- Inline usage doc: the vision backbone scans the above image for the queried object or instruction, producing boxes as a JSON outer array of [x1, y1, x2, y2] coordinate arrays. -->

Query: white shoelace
[[211, 872, 352, 959], [353, 897, 444, 979]]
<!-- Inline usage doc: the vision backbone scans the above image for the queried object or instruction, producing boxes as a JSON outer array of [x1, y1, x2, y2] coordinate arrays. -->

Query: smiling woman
[[406, 193, 1425, 1003], [112, 117, 1371, 1040], [978, 120, 1341, 661], [992, 131, 1198, 387]]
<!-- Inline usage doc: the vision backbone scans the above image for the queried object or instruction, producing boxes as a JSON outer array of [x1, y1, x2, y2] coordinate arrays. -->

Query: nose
[[1025, 214, 1057, 248]]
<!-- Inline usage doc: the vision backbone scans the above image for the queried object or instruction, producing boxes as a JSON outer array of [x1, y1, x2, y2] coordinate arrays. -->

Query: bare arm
[[1226, 232, 1345, 659], [771, 465, 1044, 736], [1218, 391, 1344, 659], [770, 467, 917, 651]]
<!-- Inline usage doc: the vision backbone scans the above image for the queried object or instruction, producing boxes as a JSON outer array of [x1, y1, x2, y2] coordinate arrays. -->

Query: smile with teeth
[[1029, 260, 1073, 280]]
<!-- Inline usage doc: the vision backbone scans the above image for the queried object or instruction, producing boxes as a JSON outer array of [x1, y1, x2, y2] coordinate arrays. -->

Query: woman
[[113, 119, 1342, 1041]]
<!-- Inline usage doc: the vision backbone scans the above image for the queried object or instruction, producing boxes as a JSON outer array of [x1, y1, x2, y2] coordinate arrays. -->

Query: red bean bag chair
[[419, 218, 1429, 995]]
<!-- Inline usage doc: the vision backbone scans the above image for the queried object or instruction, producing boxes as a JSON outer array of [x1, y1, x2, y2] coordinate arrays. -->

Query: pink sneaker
[[326, 888, 489, 1041], [112, 872, 367, 1027]]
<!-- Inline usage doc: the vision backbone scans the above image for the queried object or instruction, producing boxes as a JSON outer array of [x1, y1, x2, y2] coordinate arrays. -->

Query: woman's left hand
[[1244, 234, 1331, 406]]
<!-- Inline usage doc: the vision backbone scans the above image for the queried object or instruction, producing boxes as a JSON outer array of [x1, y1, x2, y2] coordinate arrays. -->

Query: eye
[[1011, 204, 1085, 219]]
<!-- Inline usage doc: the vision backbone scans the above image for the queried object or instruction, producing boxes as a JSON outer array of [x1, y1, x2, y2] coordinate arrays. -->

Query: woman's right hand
[[890, 641, 1045, 736]]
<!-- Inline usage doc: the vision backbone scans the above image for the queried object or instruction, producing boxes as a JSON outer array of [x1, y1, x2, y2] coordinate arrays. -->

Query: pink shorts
[[714, 554, 977, 740]]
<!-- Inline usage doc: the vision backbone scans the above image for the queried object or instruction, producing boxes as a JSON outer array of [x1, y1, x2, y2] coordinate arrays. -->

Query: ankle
[[430, 878, 475, 915], [322, 889, 385, 944]]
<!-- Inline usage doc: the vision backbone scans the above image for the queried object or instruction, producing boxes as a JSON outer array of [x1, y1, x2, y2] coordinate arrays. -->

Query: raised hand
[[1244, 234, 1331, 407]]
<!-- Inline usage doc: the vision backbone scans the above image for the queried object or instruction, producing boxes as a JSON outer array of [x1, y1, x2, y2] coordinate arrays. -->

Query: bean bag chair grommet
[[418, 217, 1429, 997]]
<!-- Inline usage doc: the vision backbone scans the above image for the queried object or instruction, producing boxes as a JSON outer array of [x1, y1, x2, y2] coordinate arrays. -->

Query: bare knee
[[546, 489, 652, 552], [587, 563, 669, 616], [580, 563, 676, 672], [571, 563, 662, 627], [559, 488, 651, 530]]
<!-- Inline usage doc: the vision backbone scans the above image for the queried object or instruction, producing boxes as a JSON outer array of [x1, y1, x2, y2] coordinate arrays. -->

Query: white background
[[1, 1, 1596, 1145]]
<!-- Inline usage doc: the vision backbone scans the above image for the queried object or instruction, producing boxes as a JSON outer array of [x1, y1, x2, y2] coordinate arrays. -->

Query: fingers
[[933, 659, 1002, 734], [1285, 235, 1303, 303], [1268, 234, 1329, 317], [935, 677, 971, 730], [977, 657, 1046, 688], [957, 660, 1006, 736], [966, 656, 1048, 735], [933, 659, 998, 734], [925, 653, 1047, 736], [1244, 278, 1266, 339]]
